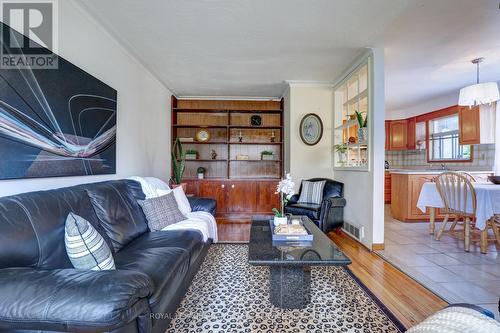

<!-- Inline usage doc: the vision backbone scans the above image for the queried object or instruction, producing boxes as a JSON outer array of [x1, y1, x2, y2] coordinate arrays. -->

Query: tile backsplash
[[385, 144, 495, 170]]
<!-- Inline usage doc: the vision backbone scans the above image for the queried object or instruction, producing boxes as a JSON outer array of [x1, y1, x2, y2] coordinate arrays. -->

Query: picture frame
[[299, 113, 323, 146]]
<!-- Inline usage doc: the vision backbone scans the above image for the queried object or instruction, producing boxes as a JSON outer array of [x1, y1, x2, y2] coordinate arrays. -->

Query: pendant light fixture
[[458, 57, 499, 107]]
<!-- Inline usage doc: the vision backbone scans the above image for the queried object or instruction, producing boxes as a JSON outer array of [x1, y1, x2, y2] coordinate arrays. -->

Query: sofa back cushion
[[85, 180, 148, 252], [0, 186, 106, 270]]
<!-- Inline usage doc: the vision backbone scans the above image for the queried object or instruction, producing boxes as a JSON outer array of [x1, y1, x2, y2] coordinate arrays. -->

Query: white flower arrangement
[[272, 173, 295, 218]]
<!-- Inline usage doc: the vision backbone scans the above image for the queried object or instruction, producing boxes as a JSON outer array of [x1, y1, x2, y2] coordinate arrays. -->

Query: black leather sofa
[[285, 178, 346, 233], [0, 179, 215, 333]]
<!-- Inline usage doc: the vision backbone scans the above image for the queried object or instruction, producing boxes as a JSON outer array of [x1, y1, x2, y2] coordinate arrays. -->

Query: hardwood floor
[[216, 220, 448, 329]]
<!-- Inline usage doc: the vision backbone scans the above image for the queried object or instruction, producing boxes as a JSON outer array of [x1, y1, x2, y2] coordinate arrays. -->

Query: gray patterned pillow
[[65, 212, 115, 270], [138, 192, 186, 231]]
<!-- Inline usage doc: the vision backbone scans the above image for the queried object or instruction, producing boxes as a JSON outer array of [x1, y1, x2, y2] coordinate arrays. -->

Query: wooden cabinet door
[[199, 180, 227, 214], [384, 173, 391, 204], [256, 181, 280, 213], [459, 106, 480, 144], [406, 117, 416, 150], [226, 181, 257, 213], [389, 120, 408, 150], [385, 121, 390, 150], [408, 175, 435, 218]]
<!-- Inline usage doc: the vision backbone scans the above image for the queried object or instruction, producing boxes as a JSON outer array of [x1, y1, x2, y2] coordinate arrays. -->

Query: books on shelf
[[236, 155, 249, 160], [179, 137, 194, 142]]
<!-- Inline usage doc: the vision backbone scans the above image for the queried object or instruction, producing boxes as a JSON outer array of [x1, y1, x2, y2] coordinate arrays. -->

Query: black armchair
[[285, 178, 346, 233]]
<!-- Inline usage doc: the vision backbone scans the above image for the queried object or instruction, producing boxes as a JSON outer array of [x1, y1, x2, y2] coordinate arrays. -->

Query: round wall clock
[[250, 115, 262, 126], [299, 113, 323, 146], [195, 129, 211, 142]]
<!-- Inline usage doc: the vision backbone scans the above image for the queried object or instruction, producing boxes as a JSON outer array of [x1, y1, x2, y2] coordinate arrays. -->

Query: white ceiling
[[79, 0, 500, 113]]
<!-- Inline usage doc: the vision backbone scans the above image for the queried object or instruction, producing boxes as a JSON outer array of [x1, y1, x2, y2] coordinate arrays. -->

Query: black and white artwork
[[0, 22, 117, 180], [299, 113, 323, 146]]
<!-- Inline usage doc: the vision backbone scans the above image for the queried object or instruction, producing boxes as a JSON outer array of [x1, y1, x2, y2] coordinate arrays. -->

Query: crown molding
[[284, 80, 335, 88], [176, 96, 281, 101]]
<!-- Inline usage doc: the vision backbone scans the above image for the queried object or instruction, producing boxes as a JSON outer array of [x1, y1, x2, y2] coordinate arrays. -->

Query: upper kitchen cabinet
[[458, 106, 480, 144], [386, 118, 416, 151]]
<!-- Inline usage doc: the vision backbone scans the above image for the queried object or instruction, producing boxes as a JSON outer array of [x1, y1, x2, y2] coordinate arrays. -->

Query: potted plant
[[334, 144, 347, 163], [261, 150, 274, 160], [171, 138, 187, 191], [272, 173, 295, 226], [355, 111, 368, 143], [197, 167, 206, 179], [185, 149, 198, 160]]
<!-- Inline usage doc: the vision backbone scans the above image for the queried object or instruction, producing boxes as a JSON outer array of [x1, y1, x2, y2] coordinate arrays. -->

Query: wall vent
[[342, 221, 363, 241]]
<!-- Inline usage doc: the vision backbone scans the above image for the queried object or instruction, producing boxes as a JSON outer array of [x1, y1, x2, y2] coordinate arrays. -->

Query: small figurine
[[270, 131, 276, 143], [211, 149, 217, 160], [238, 130, 243, 143]]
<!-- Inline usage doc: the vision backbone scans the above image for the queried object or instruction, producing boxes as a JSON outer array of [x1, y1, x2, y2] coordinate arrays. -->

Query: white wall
[[333, 49, 385, 248], [285, 84, 334, 191], [0, 0, 172, 197]]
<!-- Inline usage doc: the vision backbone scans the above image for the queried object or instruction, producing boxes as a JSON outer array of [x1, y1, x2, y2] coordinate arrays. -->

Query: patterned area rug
[[167, 244, 405, 332]]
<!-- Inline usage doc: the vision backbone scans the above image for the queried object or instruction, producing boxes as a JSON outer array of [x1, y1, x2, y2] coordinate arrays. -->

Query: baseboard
[[372, 243, 385, 251]]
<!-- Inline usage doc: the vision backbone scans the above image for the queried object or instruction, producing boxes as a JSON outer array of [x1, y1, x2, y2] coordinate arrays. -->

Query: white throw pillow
[[65, 212, 115, 270], [157, 186, 192, 216]]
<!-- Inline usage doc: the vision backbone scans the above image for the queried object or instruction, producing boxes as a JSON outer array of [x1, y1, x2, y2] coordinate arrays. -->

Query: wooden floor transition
[[217, 219, 448, 329]]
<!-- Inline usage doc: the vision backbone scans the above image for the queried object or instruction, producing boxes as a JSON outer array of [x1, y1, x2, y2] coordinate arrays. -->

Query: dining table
[[417, 181, 500, 251]]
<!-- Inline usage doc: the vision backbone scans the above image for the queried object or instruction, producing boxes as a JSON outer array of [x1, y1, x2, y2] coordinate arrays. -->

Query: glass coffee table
[[248, 215, 351, 309]]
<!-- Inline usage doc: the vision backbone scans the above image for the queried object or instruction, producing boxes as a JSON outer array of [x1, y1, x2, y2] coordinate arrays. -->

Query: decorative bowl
[[488, 176, 500, 184]]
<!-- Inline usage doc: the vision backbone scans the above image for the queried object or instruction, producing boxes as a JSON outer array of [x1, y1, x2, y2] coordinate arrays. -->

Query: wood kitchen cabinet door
[[406, 117, 416, 150], [226, 181, 257, 213], [199, 180, 227, 214], [385, 121, 390, 150], [408, 175, 436, 219], [256, 181, 280, 213], [459, 106, 480, 144], [389, 120, 408, 150]]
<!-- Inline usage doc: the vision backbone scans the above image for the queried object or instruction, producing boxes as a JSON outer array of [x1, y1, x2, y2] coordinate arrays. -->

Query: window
[[428, 114, 472, 162]]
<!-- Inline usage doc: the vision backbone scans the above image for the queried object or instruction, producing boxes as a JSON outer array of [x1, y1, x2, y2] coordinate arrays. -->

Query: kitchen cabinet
[[388, 120, 408, 150], [384, 172, 391, 204], [406, 117, 417, 150], [390, 173, 447, 222], [459, 106, 480, 144], [185, 179, 279, 220]]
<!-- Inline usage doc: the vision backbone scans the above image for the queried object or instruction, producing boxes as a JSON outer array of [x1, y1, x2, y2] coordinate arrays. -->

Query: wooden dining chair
[[458, 172, 476, 183], [435, 172, 500, 253], [434, 172, 475, 250]]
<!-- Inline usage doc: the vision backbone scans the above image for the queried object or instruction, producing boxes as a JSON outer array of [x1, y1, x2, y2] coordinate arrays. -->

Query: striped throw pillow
[[65, 212, 115, 270], [297, 180, 326, 204]]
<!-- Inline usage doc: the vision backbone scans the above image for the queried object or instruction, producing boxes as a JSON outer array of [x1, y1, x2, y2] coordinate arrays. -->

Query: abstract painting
[[0, 22, 117, 180]]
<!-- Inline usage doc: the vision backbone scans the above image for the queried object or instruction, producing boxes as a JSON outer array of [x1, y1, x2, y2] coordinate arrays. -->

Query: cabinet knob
[[231, 184, 235, 188], [221, 184, 225, 188]]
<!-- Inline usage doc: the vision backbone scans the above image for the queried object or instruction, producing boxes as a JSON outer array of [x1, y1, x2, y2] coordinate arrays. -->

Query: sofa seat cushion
[[114, 246, 190, 308], [119, 229, 204, 262], [285, 203, 321, 220]]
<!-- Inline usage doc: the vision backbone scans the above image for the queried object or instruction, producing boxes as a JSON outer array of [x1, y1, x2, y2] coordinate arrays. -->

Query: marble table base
[[269, 266, 311, 309]]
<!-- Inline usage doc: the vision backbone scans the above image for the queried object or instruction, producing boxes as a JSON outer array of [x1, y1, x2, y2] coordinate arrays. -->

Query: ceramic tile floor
[[376, 205, 500, 320]]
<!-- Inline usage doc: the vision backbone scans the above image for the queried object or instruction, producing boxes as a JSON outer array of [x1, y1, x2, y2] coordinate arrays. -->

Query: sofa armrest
[[0, 268, 153, 332], [287, 194, 300, 205], [325, 197, 346, 207], [188, 196, 216, 215]]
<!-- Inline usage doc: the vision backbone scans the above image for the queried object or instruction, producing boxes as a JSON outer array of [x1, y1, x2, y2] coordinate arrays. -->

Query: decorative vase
[[358, 127, 367, 143], [273, 216, 288, 226]]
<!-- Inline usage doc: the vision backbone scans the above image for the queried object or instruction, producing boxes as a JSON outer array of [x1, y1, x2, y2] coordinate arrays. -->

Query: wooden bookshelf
[[171, 97, 284, 181], [171, 97, 283, 219]]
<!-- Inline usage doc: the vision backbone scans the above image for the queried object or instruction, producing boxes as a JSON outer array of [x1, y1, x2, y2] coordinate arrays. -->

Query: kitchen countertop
[[387, 169, 493, 175]]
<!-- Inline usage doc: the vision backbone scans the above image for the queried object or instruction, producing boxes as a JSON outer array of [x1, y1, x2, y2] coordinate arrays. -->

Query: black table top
[[248, 215, 352, 266]]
